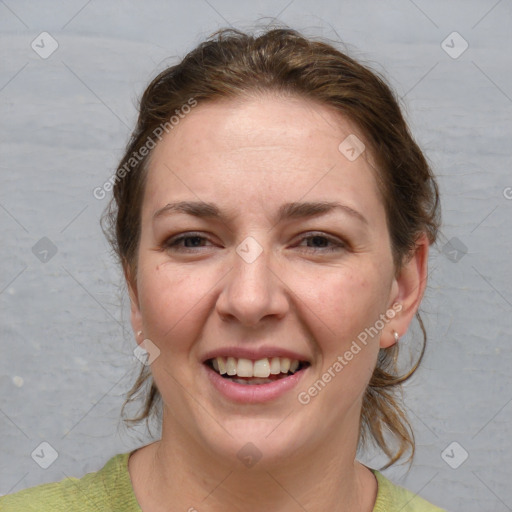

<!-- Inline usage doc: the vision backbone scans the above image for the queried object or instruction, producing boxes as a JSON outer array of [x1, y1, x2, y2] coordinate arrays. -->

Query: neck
[[129, 414, 377, 512]]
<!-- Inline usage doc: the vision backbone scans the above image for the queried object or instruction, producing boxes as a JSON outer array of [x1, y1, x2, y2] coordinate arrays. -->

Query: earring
[[393, 331, 399, 343], [137, 330, 143, 338]]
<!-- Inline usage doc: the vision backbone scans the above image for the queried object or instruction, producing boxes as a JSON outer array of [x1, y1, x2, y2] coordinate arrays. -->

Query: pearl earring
[[393, 331, 399, 343], [137, 330, 143, 337]]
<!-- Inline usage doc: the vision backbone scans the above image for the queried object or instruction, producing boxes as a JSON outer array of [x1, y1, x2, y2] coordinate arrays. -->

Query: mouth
[[205, 356, 310, 385]]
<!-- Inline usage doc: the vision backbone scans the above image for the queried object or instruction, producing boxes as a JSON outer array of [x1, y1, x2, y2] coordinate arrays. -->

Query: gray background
[[1, 1, 511, 510]]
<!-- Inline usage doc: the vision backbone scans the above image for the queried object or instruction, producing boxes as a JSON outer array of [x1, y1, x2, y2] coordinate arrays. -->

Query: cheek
[[137, 263, 213, 350], [303, 270, 386, 402], [293, 262, 389, 347]]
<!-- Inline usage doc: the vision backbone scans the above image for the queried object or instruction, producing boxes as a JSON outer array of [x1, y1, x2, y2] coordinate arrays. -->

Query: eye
[[296, 232, 347, 252], [163, 232, 214, 252]]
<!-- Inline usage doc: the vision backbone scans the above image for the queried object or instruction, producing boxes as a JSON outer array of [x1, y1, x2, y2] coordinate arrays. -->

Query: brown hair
[[103, 27, 440, 468]]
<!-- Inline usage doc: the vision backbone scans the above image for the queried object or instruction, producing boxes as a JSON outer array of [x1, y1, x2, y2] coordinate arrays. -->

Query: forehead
[[143, 94, 383, 222]]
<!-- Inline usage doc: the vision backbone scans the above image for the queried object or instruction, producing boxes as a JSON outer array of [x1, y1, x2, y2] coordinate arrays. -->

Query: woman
[[1, 27, 446, 511]]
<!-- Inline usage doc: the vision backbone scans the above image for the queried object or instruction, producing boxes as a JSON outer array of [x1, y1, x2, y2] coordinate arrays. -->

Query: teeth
[[253, 358, 270, 378], [226, 357, 237, 376], [210, 356, 304, 378], [237, 358, 253, 377], [269, 357, 281, 374], [217, 357, 227, 375]]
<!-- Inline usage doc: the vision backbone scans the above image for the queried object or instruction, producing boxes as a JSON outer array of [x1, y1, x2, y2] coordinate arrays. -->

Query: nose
[[215, 244, 289, 327]]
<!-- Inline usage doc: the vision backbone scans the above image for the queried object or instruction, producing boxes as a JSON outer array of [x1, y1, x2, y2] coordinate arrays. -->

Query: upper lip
[[201, 346, 310, 363]]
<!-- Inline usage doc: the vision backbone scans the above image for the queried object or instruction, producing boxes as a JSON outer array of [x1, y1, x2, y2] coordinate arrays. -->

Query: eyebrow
[[153, 200, 368, 225]]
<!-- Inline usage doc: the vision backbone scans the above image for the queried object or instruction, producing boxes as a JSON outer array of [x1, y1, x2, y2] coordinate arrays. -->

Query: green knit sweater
[[0, 453, 446, 511]]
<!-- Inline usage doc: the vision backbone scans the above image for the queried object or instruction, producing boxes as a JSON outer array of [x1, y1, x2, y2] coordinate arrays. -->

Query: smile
[[206, 356, 309, 384], [203, 354, 310, 403]]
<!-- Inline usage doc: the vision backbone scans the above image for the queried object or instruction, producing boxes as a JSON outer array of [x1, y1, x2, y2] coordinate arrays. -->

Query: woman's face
[[129, 94, 421, 464]]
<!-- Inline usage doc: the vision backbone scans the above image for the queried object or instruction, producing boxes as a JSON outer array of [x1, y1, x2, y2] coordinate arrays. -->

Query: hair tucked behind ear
[[360, 313, 428, 468], [103, 26, 440, 468]]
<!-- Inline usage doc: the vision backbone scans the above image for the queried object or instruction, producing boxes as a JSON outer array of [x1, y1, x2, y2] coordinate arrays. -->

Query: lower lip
[[204, 364, 308, 403]]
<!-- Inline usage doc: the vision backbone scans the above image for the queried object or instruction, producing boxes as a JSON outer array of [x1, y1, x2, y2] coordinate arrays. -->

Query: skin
[[126, 93, 429, 512]]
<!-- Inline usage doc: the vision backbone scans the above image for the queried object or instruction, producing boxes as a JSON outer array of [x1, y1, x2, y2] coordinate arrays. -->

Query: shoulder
[[372, 470, 447, 512], [0, 453, 140, 512]]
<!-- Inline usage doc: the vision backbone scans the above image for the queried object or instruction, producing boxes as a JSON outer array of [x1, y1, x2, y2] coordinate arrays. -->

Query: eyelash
[[164, 232, 347, 253], [297, 233, 347, 252]]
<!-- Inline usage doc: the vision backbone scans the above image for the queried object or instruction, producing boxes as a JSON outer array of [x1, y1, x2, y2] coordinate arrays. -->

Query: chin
[[193, 414, 312, 469]]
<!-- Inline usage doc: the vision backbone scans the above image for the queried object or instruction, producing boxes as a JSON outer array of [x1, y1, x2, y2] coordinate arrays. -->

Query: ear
[[380, 233, 429, 349], [124, 262, 143, 345]]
